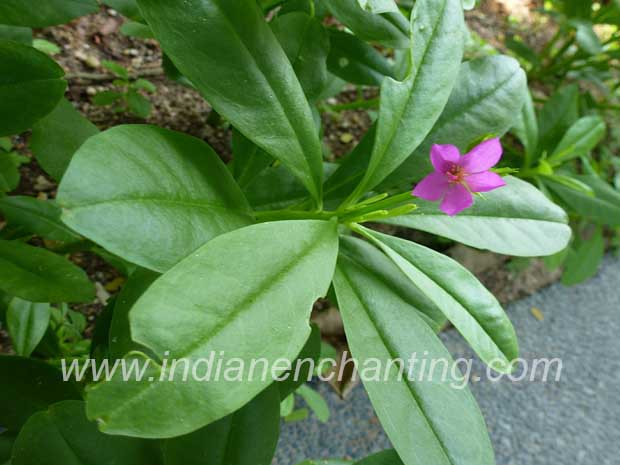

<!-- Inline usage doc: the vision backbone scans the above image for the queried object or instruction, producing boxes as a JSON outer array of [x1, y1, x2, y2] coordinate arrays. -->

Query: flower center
[[446, 164, 466, 184]]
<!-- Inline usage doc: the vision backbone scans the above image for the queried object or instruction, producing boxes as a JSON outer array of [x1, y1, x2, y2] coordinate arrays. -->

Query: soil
[[0, 1, 565, 355]]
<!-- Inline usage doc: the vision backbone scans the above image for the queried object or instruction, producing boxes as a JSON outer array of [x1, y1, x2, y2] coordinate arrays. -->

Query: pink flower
[[412, 138, 507, 216]]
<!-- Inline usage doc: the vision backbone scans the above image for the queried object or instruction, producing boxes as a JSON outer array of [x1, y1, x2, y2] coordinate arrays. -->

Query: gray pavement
[[274, 255, 620, 465]]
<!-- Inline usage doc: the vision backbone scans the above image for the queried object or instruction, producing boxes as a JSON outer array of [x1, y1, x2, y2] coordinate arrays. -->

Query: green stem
[[253, 209, 336, 222]]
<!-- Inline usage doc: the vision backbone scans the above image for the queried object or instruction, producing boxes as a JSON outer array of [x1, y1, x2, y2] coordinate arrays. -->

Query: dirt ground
[[0, 1, 563, 354]]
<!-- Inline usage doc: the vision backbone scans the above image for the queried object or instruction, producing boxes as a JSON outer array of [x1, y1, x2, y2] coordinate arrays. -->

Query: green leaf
[[0, 240, 94, 303], [280, 394, 295, 417], [296, 384, 330, 422], [127, 90, 152, 119], [383, 54, 527, 187], [133, 78, 157, 93], [327, 30, 395, 87], [547, 115, 606, 166], [57, 125, 253, 272], [540, 174, 594, 196], [138, 0, 324, 204], [7, 298, 51, 357], [573, 20, 602, 55], [30, 98, 99, 181], [385, 176, 571, 257], [86, 220, 339, 438], [279, 324, 321, 399], [0, 0, 98, 27], [0, 356, 81, 432], [232, 129, 273, 189], [101, 60, 130, 79], [336, 237, 447, 331], [163, 385, 280, 465], [323, 0, 410, 49], [11, 401, 164, 465], [544, 175, 620, 226], [0, 152, 20, 193], [0, 25, 32, 44], [333, 237, 495, 465], [90, 297, 115, 363], [0, 196, 81, 242], [120, 21, 155, 39], [0, 41, 67, 137], [271, 12, 330, 102], [357, 0, 399, 14], [358, 227, 518, 373], [105, 0, 142, 19], [511, 87, 539, 167], [355, 450, 404, 465], [92, 90, 124, 106], [537, 85, 579, 155], [561, 229, 605, 286], [0, 432, 14, 464], [350, 0, 464, 200], [32, 39, 61, 55], [109, 268, 159, 359]]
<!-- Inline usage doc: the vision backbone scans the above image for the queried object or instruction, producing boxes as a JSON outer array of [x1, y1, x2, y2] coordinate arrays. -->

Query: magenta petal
[[465, 171, 506, 193], [440, 184, 473, 216], [413, 172, 449, 201], [430, 144, 460, 173], [459, 138, 503, 173]]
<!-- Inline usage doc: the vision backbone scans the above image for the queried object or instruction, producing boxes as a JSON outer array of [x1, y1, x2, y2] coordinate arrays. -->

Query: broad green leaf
[[7, 298, 50, 357], [544, 175, 620, 226], [0, 196, 81, 243], [163, 385, 280, 465], [547, 115, 606, 166], [359, 227, 518, 373], [0, 356, 81, 432], [120, 21, 154, 39], [384, 54, 527, 187], [58, 125, 253, 272], [109, 268, 159, 359], [297, 384, 330, 422], [0, 240, 94, 303], [90, 297, 115, 364], [357, 0, 399, 14], [327, 30, 395, 86], [231, 129, 273, 189], [462, 0, 476, 10], [351, 0, 464, 199], [0, 0, 98, 27], [335, 236, 446, 331], [127, 90, 152, 118], [537, 85, 579, 155], [323, 0, 410, 49], [573, 20, 602, 55], [245, 163, 338, 211], [511, 87, 539, 167], [12, 401, 163, 465], [0, 432, 14, 464], [30, 99, 98, 181], [562, 229, 605, 286], [334, 237, 495, 465], [138, 0, 324, 203], [326, 54, 521, 202], [384, 176, 571, 257], [356, 450, 404, 465], [86, 220, 339, 438], [271, 12, 330, 102], [105, 0, 142, 19], [0, 25, 32, 44], [0, 41, 66, 137], [0, 152, 20, 193], [279, 324, 321, 399]]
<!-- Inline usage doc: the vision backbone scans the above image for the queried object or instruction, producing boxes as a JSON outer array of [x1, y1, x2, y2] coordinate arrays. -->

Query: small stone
[[123, 48, 139, 57], [340, 133, 354, 144], [85, 55, 101, 69], [34, 175, 55, 192], [86, 86, 97, 96]]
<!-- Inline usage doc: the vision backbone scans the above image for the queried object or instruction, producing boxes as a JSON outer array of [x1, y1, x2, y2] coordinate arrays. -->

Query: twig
[[65, 66, 164, 83]]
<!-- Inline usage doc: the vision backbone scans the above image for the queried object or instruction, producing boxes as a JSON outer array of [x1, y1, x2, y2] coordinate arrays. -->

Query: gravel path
[[274, 255, 620, 465]]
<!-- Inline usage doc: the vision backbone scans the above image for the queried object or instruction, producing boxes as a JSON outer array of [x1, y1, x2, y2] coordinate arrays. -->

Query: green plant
[[92, 60, 156, 119], [509, 85, 619, 284], [0, 1, 577, 465]]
